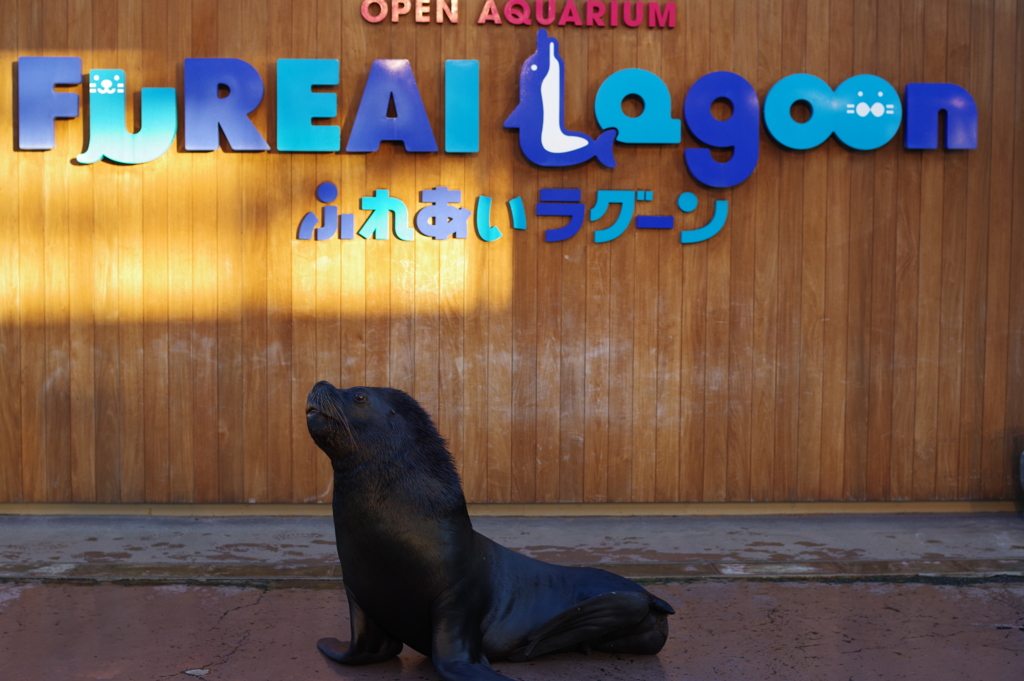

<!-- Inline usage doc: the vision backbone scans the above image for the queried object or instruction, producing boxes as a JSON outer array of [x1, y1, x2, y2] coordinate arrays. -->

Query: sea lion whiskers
[[334, 403, 357, 448], [306, 382, 358, 449]]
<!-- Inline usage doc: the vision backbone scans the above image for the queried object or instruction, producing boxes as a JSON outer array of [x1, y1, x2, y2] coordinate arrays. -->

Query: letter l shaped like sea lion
[[504, 29, 616, 168]]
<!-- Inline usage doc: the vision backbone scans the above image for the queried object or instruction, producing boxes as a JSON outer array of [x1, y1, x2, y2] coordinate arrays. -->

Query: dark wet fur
[[306, 382, 671, 681]]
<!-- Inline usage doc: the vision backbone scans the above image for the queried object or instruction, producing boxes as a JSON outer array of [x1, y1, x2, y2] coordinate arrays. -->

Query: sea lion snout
[[306, 380, 339, 416], [305, 381, 361, 455]]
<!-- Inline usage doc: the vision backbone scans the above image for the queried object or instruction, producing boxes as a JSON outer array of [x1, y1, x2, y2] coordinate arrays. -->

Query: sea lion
[[305, 381, 674, 681]]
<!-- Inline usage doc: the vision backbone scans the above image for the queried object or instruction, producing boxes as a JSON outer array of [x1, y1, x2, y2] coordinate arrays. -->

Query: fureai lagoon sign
[[16, 17, 976, 244]]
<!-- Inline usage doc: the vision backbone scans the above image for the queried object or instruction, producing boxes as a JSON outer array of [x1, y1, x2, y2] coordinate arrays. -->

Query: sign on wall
[[16, 1, 976, 245]]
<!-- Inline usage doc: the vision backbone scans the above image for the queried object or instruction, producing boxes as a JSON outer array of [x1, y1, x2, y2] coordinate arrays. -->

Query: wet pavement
[[2, 513, 1024, 582], [2, 513, 1023, 679]]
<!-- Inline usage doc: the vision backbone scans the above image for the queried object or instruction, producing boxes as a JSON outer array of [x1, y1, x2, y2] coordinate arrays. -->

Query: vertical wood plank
[[142, 0, 171, 503], [1002, 0, 1024, 500], [241, 0, 269, 504], [481, 21, 514, 503], [116, 0, 146, 503], [1, 0, 23, 502], [42, 0, 73, 503], [264, 0, 291, 503], [166, 0, 194, 502], [935, 0, 971, 499], [797, 0, 829, 500], [532, 32, 561, 503], [630, 20, 663, 503], [190, 0, 220, 504], [891, 0, 924, 501], [582, 28, 612, 504], [511, 26, 539, 503], [310, 0, 338, 503], [842, 0, 877, 501], [340, 7, 368, 395], [91, 0, 122, 503], [437, 12, 466, 487], [67, 0, 96, 502], [912, 0, 948, 500], [820, 0, 853, 500], [980, 0, 1017, 499], [214, 0, 245, 503], [773, 0, 807, 502], [389, 11, 416, 400], [750, 0, 780, 502], [413, 19, 442, 424], [672, 1, 710, 503], [361, 14, 393, 390], [606, 27, 637, 504], [695, 0, 728, 503], [957, 0, 994, 499], [866, 0, 900, 501], [460, 13, 488, 501], [288, 1, 318, 503]]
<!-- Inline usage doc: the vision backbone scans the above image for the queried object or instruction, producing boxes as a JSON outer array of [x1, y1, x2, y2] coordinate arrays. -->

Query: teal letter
[[509, 196, 527, 230], [833, 74, 902, 150], [277, 59, 340, 152], [77, 69, 176, 165], [590, 190, 636, 243], [474, 196, 502, 241], [359, 189, 412, 240], [445, 60, 479, 153], [763, 73, 839, 150]]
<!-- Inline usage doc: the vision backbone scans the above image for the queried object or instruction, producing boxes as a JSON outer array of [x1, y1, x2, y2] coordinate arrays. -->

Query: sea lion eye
[[353, 392, 368, 403]]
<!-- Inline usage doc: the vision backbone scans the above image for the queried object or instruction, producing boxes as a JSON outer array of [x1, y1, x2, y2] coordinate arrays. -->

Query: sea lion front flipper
[[510, 591, 653, 661], [430, 579, 514, 681], [317, 586, 403, 665]]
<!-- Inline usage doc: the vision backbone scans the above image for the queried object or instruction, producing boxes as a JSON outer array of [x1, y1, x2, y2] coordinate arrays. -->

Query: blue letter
[[904, 83, 978, 150], [346, 60, 438, 152], [536, 188, 584, 242], [684, 71, 760, 188], [594, 69, 680, 144], [445, 60, 479, 153], [503, 29, 616, 168], [18, 56, 81, 150], [184, 58, 270, 151], [276, 59, 340, 152]]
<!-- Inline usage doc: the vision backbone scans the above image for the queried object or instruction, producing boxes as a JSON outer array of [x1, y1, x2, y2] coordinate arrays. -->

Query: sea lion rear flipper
[[511, 591, 652, 661], [318, 586, 403, 665]]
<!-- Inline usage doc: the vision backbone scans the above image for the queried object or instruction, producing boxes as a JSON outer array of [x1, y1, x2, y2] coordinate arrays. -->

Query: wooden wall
[[0, 0, 1021, 505]]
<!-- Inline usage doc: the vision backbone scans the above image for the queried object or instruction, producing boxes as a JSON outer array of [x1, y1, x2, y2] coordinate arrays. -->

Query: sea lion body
[[306, 382, 673, 680]]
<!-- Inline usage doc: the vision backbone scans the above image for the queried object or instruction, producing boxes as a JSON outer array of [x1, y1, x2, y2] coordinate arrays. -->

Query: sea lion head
[[305, 381, 368, 458], [305, 382, 463, 505]]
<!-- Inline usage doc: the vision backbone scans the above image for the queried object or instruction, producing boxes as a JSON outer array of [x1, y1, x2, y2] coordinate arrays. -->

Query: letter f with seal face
[[504, 29, 616, 168]]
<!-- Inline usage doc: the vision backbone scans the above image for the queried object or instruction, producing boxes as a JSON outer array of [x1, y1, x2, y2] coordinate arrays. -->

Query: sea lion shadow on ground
[[316, 641, 670, 681], [305, 382, 675, 681]]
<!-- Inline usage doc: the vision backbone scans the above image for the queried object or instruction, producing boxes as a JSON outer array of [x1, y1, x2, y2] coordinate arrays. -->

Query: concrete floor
[[1, 580, 1022, 680], [2, 513, 1023, 680]]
